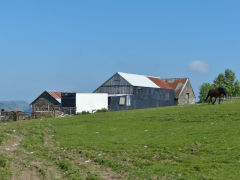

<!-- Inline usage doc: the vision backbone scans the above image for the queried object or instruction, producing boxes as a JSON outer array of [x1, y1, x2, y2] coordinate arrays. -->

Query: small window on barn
[[126, 95, 131, 106], [119, 97, 125, 105]]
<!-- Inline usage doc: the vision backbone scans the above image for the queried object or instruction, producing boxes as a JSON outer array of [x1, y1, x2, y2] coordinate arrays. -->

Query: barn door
[[185, 93, 190, 104]]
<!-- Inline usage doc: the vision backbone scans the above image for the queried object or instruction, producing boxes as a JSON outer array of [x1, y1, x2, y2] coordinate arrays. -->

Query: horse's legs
[[219, 96, 221, 104], [205, 94, 210, 103], [209, 97, 212, 104], [213, 97, 217, 105]]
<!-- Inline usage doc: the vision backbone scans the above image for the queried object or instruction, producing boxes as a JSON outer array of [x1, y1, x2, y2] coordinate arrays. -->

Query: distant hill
[[0, 101, 31, 112]]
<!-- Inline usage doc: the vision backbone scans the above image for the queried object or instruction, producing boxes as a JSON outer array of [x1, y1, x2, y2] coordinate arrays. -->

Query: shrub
[[95, 108, 108, 113], [81, 111, 90, 115]]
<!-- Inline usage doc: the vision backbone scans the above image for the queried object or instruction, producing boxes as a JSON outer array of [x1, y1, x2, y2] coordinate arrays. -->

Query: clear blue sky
[[0, 1, 239, 102]]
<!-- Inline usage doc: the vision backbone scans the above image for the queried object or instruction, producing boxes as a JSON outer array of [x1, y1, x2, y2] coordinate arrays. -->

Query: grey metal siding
[[60, 93, 77, 115], [109, 87, 176, 111], [94, 73, 177, 111], [94, 73, 133, 94], [61, 93, 76, 107]]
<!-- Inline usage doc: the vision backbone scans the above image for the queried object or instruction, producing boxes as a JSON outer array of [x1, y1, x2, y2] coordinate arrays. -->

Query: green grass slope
[[0, 101, 240, 179]]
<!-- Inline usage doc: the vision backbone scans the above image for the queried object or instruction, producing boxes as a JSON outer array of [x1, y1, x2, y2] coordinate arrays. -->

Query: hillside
[[0, 101, 240, 179], [0, 101, 31, 112]]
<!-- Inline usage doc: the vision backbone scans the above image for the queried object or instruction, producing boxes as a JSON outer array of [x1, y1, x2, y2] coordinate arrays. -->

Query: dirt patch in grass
[[67, 149, 124, 180], [19, 169, 41, 180], [0, 130, 63, 180], [0, 123, 123, 179]]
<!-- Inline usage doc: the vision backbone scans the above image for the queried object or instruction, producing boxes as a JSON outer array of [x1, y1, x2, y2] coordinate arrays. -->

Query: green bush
[[95, 108, 108, 113], [81, 111, 90, 115]]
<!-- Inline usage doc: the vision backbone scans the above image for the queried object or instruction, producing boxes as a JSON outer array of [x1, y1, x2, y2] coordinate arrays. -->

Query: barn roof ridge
[[31, 90, 73, 105], [117, 72, 188, 81], [162, 78, 189, 80]]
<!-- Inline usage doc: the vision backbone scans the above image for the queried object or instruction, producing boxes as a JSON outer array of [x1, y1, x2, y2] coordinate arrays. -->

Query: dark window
[[185, 93, 190, 104]]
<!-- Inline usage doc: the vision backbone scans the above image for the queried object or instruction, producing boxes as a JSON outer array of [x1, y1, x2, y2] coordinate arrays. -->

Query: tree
[[199, 69, 240, 103], [213, 69, 238, 97], [224, 69, 236, 96], [213, 73, 226, 89], [199, 83, 214, 103], [233, 80, 240, 96]]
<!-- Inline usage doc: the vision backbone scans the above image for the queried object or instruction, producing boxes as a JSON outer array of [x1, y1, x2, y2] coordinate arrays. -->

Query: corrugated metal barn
[[94, 72, 179, 111]]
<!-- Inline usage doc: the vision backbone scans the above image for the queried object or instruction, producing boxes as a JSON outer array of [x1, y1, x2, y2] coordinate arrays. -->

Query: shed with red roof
[[30, 91, 70, 113]]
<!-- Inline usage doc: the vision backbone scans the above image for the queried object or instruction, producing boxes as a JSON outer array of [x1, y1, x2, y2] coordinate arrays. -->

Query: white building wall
[[76, 93, 108, 113]]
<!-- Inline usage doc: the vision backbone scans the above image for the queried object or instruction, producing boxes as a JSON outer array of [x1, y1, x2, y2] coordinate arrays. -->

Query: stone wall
[[32, 111, 55, 119], [177, 81, 196, 105], [0, 111, 23, 122]]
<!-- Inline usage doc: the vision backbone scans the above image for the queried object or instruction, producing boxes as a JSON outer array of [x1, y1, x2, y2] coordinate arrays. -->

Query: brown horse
[[205, 87, 228, 104]]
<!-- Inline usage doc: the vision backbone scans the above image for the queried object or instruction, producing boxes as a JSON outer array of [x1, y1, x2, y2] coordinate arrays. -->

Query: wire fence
[[31, 107, 76, 119], [223, 97, 240, 101]]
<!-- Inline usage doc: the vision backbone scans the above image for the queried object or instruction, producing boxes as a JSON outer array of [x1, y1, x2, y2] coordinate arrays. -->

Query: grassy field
[[0, 101, 240, 179]]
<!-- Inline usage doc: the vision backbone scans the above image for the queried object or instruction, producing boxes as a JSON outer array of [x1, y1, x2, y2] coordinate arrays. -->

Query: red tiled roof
[[162, 78, 188, 98], [31, 91, 72, 105], [147, 77, 173, 90], [146, 77, 188, 98], [46, 91, 62, 99], [46, 91, 72, 100]]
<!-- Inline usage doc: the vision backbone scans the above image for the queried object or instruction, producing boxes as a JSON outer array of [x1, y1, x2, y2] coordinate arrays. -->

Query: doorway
[[185, 93, 190, 104]]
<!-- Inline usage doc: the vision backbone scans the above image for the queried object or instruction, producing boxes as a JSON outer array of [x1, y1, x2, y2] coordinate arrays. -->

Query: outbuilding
[[150, 77, 196, 105], [30, 91, 65, 112], [162, 78, 196, 105], [30, 91, 71, 118], [61, 93, 108, 114]]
